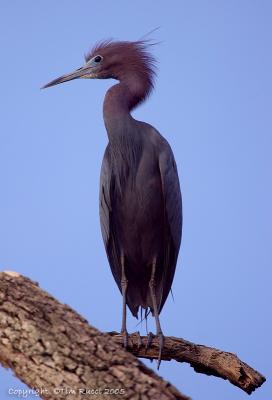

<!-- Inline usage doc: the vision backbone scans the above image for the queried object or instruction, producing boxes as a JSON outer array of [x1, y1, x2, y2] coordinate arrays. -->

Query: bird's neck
[[103, 76, 149, 140]]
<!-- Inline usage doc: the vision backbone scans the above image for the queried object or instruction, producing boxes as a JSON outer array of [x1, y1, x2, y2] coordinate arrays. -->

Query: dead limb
[[0, 271, 266, 398], [108, 332, 265, 394]]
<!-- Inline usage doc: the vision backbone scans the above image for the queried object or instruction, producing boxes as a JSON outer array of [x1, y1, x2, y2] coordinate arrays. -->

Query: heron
[[43, 39, 182, 367]]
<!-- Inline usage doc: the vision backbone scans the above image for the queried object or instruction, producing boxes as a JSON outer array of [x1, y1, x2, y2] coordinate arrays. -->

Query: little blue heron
[[43, 39, 182, 367]]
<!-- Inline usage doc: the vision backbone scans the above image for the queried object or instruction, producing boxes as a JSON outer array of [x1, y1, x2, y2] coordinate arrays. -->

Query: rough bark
[[108, 333, 265, 395], [0, 271, 188, 400], [0, 272, 266, 399]]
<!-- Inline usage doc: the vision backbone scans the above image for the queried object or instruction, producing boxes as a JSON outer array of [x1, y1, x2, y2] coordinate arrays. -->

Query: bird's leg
[[135, 331, 142, 351], [145, 332, 155, 350], [120, 252, 128, 348], [149, 257, 164, 369]]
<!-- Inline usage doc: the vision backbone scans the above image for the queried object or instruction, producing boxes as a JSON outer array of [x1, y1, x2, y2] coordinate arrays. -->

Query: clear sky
[[0, 1, 271, 399]]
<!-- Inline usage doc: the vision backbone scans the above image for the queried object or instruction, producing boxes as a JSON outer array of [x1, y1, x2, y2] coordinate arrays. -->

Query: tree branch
[[0, 271, 265, 399], [108, 332, 265, 395], [0, 271, 188, 400]]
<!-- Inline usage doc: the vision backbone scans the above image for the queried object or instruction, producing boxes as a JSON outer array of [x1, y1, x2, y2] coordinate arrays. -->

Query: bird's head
[[42, 40, 156, 92]]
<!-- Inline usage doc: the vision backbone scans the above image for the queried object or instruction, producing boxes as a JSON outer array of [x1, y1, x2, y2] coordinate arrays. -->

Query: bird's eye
[[94, 55, 103, 63]]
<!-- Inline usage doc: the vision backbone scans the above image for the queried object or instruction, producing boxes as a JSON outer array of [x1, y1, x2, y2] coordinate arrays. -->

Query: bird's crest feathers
[[85, 39, 157, 103]]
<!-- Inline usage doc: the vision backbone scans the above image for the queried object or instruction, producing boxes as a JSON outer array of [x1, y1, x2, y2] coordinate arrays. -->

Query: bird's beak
[[41, 64, 97, 89]]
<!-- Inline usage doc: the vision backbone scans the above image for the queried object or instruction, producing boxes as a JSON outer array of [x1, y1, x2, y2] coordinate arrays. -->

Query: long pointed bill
[[41, 64, 96, 89]]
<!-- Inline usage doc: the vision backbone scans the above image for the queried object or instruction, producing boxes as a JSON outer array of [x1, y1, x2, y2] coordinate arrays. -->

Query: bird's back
[[99, 119, 182, 317]]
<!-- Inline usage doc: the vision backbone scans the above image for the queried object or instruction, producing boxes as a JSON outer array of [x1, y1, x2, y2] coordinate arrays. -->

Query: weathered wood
[[0, 271, 188, 400], [108, 332, 266, 395], [0, 271, 266, 398]]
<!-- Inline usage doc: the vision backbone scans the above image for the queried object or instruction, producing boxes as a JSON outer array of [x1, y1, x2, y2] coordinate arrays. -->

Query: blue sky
[[0, 1, 271, 399]]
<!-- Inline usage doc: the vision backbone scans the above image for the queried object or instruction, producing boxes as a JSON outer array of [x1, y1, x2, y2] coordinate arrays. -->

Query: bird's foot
[[120, 329, 129, 348], [145, 331, 154, 352], [157, 331, 164, 370], [136, 331, 142, 350], [144, 331, 164, 369], [133, 331, 142, 350]]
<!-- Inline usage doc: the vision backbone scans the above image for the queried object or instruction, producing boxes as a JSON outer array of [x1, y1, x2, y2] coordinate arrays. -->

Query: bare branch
[[0, 271, 266, 398], [108, 332, 266, 395]]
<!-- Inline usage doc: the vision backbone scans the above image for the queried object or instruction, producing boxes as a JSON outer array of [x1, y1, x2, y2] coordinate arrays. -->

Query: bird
[[43, 39, 182, 367]]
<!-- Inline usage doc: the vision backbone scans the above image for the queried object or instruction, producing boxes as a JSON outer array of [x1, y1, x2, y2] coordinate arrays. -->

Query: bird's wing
[[99, 146, 122, 289], [158, 143, 182, 312], [99, 146, 111, 247]]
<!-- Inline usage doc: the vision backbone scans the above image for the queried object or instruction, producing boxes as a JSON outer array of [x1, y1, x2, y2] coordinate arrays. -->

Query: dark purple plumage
[[43, 39, 182, 367]]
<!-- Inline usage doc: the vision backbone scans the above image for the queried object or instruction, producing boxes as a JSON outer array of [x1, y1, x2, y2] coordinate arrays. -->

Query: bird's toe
[[157, 332, 164, 369], [121, 329, 129, 348], [135, 331, 142, 350], [145, 331, 154, 352]]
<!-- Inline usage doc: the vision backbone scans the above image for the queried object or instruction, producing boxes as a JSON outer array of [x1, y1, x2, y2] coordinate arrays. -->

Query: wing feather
[[158, 145, 182, 312], [99, 148, 111, 247], [99, 146, 123, 292]]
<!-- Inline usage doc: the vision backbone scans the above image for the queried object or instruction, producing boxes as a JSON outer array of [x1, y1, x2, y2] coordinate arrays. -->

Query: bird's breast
[[110, 148, 165, 264]]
